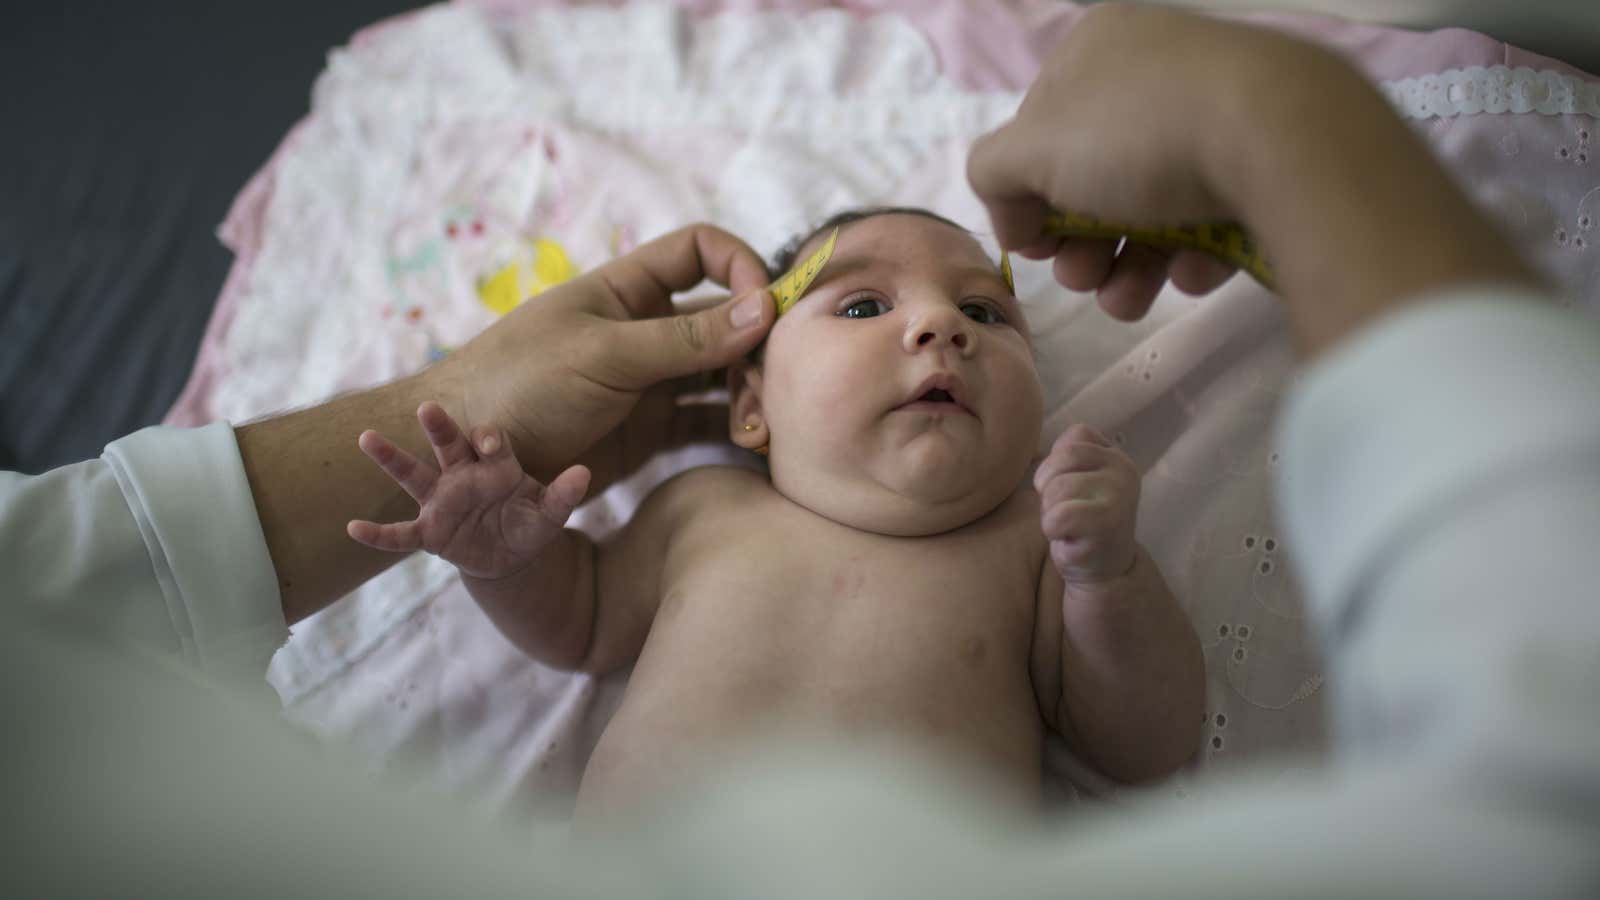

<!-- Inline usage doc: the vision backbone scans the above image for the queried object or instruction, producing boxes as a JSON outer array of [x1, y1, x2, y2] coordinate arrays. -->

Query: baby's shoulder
[[643, 464, 769, 518], [659, 463, 767, 492]]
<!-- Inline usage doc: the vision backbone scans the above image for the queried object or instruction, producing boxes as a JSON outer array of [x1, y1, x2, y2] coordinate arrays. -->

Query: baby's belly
[[575, 581, 1043, 820]]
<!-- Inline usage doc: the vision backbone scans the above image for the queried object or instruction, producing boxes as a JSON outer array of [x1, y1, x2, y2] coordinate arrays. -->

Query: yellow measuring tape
[[1029, 210, 1276, 291], [770, 227, 840, 316], [767, 211, 1273, 317]]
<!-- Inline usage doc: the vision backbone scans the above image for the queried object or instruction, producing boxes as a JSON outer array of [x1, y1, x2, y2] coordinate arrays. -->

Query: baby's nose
[[906, 309, 973, 354], [917, 328, 968, 349]]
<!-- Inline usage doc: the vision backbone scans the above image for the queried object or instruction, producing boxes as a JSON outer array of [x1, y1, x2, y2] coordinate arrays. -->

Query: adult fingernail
[[480, 433, 500, 455], [730, 293, 763, 329]]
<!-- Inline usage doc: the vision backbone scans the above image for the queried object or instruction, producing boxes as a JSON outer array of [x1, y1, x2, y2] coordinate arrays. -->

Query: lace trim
[[1380, 65, 1600, 120]]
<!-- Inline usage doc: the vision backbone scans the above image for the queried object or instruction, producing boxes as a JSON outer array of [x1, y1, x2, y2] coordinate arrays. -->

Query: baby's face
[[731, 214, 1043, 536]]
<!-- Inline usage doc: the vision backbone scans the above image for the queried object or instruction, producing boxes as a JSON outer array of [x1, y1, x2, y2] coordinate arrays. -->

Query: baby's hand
[[1034, 424, 1140, 584], [347, 401, 590, 580]]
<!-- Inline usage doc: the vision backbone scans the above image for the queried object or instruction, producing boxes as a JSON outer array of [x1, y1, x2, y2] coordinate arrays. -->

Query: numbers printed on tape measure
[[771, 227, 840, 315]]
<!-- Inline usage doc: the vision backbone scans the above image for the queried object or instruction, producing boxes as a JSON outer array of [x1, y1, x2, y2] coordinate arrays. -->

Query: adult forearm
[[1207, 42, 1546, 359], [1058, 546, 1205, 782], [236, 369, 462, 625]]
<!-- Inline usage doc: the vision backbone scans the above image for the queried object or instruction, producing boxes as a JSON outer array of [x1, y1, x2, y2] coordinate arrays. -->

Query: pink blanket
[[167, 0, 1600, 823]]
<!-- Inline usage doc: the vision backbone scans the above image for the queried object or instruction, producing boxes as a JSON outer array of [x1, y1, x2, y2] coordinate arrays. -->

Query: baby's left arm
[[1030, 425, 1204, 783]]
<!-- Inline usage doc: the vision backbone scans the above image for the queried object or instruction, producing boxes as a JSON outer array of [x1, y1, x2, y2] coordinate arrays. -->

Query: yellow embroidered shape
[[477, 238, 580, 316]]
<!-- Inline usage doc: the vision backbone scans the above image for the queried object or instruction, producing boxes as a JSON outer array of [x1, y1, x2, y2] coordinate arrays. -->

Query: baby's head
[[727, 208, 1043, 536]]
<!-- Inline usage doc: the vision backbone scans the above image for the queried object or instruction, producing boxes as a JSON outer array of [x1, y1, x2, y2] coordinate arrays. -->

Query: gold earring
[[742, 422, 768, 455]]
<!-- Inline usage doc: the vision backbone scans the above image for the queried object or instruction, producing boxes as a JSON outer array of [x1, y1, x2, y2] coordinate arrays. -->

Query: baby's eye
[[961, 302, 1005, 325], [839, 296, 888, 319]]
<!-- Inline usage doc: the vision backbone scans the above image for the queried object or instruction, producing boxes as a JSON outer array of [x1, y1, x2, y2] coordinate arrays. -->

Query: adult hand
[[968, 3, 1540, 346], [970, 4, 1248, 320], [429, 224, 773, 492], [238, 224, 774, 624]]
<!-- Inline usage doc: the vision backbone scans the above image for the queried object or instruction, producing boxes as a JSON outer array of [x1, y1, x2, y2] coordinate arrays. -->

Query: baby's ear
[[726, 362, 769, 451]]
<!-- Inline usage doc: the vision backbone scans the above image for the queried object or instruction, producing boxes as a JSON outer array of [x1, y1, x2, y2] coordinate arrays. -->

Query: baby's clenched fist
[[1034, 424, 1141, 584]]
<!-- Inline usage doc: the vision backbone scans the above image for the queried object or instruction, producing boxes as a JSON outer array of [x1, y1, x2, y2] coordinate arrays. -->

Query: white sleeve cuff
[[103, 421, 288, 686], [1275, 287, 1600, 642]]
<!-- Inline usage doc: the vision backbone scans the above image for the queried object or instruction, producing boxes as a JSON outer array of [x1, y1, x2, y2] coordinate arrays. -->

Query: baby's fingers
[[501, 465, 592, 554], [1033, 434, 1117, 492], [1050, 538, 1097, 572], [1055, 423, 1113, 450], [346, 518, 424, 554], [537, 465, 593, 524], [358, 430, 438, 502], [418, 401, 476, 471], [1041, 500, 1108, 542], [1040, 471, 1112, 511]]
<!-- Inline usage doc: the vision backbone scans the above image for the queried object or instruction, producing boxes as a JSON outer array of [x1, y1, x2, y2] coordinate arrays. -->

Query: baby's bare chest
[[642, 502, 1046, 701], [581, 492, 1052, 813]]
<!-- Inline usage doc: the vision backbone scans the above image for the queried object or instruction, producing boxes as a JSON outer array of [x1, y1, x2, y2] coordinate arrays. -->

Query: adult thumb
[[607, 290, 773, 387]]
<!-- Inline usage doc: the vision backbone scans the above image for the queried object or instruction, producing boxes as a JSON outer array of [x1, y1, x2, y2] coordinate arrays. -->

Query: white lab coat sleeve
[[1277, 287, 1600, 771], [2, 421, 287, 685]]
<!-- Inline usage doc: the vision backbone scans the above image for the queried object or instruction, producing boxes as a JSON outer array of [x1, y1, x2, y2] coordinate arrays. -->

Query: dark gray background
[[1, 1, 416, 473]]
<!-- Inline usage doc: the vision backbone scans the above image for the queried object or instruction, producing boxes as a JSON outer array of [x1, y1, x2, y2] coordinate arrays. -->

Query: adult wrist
[[1204, 39, 1545, 358]]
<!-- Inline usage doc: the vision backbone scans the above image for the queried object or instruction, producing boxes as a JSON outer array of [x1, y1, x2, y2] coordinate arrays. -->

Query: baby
[[349, 208, 1205, 820]]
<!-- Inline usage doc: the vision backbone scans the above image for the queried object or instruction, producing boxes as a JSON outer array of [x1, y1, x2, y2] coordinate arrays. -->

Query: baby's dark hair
[[765, 206, 970, 281]]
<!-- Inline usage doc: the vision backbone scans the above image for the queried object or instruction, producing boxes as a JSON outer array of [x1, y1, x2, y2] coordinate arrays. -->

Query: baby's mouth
[[896, 388, 976, 417], [895, 372, 978, 418]]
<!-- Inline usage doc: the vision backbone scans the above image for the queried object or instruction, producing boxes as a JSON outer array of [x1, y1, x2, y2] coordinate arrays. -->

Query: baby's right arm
[[347, 402, 693, 674]]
